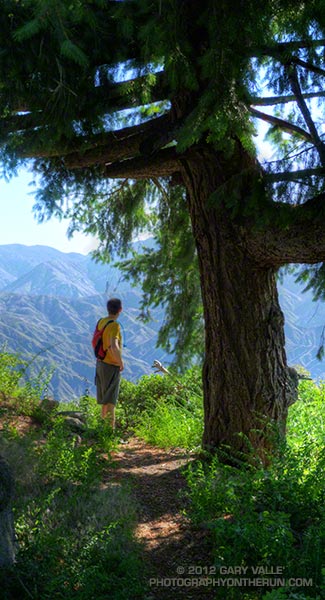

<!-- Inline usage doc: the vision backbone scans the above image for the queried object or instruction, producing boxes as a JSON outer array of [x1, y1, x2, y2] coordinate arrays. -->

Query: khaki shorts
[[95, 361, 121, 406]]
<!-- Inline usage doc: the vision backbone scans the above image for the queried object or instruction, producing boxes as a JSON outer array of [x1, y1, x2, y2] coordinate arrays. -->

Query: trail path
[[103, 437, 216, 600], [0, 406, 216, 599]]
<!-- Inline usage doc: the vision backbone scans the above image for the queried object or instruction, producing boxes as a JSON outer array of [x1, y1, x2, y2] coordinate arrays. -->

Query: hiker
[[93, 297, 124, 428]]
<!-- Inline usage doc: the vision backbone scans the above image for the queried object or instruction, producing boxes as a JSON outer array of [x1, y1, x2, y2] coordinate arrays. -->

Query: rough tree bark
[[181, 146, 292, 457], [101, 138, 324, 458]]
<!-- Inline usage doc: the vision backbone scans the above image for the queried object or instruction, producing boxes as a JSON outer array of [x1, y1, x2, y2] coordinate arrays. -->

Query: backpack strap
[[101, 318, 114, 330], [101, 318, 114, 337]]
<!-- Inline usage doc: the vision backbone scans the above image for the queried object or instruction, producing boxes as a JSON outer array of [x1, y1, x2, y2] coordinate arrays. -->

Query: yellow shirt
[[97, 317, 122, 366]]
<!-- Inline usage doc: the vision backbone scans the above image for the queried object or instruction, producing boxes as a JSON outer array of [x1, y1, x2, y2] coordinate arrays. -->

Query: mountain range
[[0, 243, 169, 400], [0, 243, 324, 401], [278, 273, 325, 378]]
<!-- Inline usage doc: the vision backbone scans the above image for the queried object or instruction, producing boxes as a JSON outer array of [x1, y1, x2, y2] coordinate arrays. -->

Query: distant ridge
[[0, 243, 169, 401], [278, 274, 325, 379], [0, 243, 324, 401]]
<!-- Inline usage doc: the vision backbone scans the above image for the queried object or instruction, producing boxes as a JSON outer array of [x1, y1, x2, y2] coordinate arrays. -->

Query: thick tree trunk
[[181, 148, 292, 459]]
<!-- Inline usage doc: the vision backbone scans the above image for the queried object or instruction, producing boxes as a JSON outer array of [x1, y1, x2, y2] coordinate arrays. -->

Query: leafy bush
[[37, 418, 100, 485], [0, 351, 145, 600], [184, 379, 325, 599], [135, 401, 202, 449], [0, 434, 144, 599], [0, 349, 54, 418], [9, 482, 144, 600], [0, 351, 24, 396], [286, 379, 325, 449]]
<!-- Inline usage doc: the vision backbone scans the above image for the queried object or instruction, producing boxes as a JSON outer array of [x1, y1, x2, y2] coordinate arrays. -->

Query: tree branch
[[246, 193, 325, 267], [249, 107, 312, 141], [1, 72, 168, 139], [250, 222, 325, 267], [290, 57, 325, 78], [266, 167, 325, 182], [103, 147, 181, 179], [286, 64, 325, 166], [0, 112, 39, 138], [250, 38, 325, 57], [6, 80, 141, 123], [14, 114, 169, 162], [250, 90, 325, 106], [63, 115, 171, 168]]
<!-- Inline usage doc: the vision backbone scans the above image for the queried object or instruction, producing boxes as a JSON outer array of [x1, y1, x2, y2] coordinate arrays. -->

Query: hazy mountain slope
[[278, 274, 325, 379], [0, 244, 324, 402], [3, 260, 99, 297], [0, 244, 80, 284], [0, 244, 170, 400]]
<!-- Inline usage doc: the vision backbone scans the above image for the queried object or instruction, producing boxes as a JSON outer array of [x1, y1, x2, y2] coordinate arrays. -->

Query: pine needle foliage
[[1, 0, 325, 328]]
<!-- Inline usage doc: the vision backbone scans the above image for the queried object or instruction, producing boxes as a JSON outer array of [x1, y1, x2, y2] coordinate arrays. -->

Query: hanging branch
[[286, 63, 325, 166], [249, 107, 312, 141], [290, 57, 325, 78], [252, 38, 325, 55], [266, 167, 325, 182], [250, 90, 325, 106]]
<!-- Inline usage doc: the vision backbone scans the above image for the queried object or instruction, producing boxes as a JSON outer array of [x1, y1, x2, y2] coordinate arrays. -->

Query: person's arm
[[110, 337, 124, 371]]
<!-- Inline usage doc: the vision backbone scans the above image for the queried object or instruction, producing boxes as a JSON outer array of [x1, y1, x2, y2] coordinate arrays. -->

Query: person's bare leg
[[101, 403, 115, 429]]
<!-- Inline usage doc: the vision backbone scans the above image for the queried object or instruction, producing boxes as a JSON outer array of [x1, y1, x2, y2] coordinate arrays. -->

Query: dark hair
[[107, 297, 122, 315]]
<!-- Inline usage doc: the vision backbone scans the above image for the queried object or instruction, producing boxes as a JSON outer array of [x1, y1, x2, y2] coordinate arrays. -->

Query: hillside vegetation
[[0, 352, 325, 599]]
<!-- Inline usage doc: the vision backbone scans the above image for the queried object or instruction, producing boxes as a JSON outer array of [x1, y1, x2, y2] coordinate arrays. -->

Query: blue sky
[[1, 167, 96, 254]]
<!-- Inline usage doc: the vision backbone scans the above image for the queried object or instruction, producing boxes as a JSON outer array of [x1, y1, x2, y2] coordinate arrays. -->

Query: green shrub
[[0, 350, 145, 599], [0, 402, 145, 600], [117, 373, 178, 428], [10, 482, 145, 600], [184, 379, 325, 599], [0, 351, 26, 397], [38, 419, 100, 485], [77, 393, 102, 429], [287, 379, 325, 449], [0, 350, 54, 418]]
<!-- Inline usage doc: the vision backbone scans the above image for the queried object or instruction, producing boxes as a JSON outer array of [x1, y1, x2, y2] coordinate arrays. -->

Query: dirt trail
[[103, 437, 216, 600], [0, 407, 217, 599]]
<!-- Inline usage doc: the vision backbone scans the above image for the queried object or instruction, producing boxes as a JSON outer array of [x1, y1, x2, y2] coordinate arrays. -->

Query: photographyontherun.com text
[[149, 565, 313, 588]]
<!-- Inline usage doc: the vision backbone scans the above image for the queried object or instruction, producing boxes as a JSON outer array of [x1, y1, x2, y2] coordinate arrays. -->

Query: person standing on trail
[[93, 297, 124, 428]]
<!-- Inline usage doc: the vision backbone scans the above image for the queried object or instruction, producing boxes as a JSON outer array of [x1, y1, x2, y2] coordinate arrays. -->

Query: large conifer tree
[[1, 0, 325, 455]]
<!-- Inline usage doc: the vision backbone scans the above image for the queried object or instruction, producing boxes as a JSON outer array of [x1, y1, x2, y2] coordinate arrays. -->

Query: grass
[[0, 357, 203, 599], [117, 367, 203, 449]]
